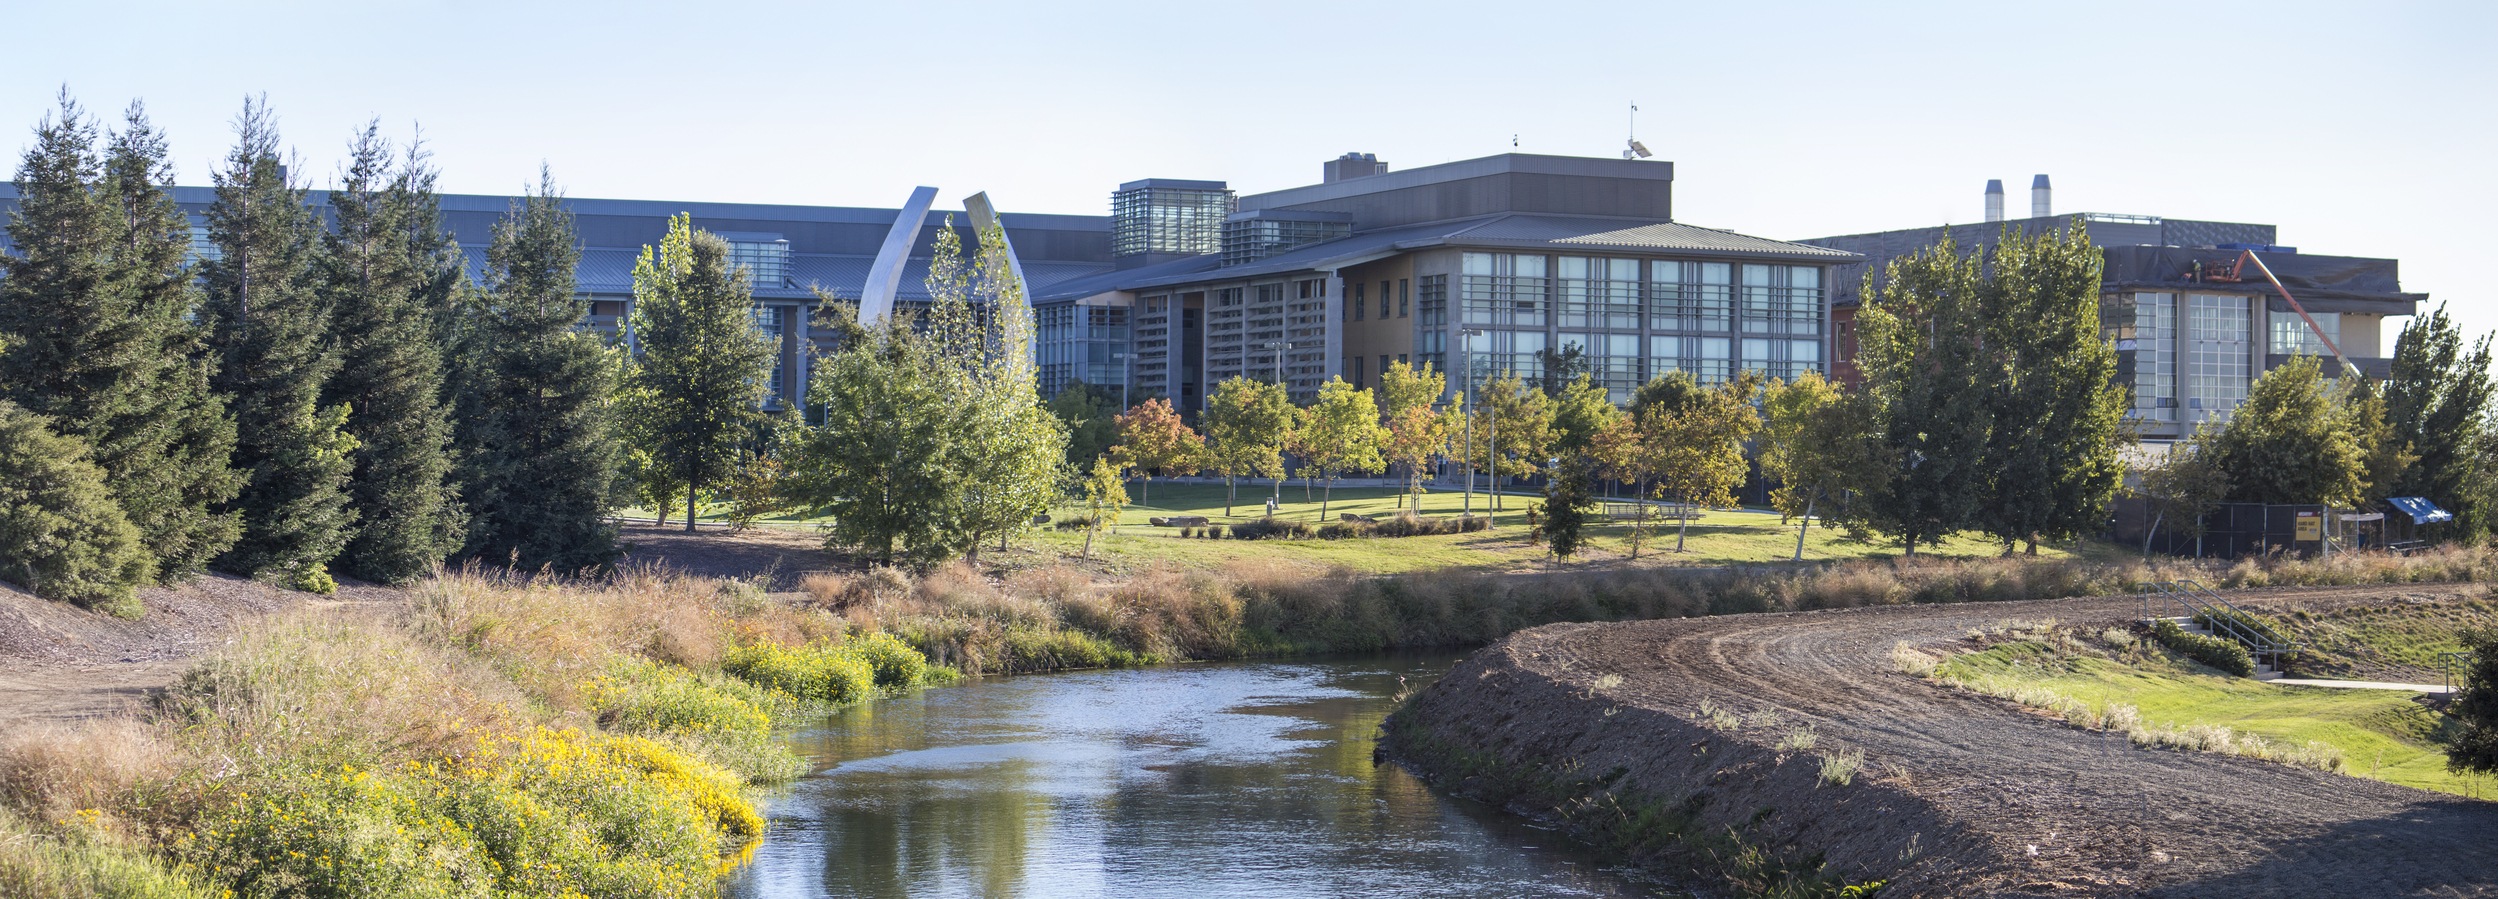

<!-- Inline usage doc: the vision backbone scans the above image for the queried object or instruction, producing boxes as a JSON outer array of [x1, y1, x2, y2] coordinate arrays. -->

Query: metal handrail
[[2143, 580, 2303, 670], [2444, 651, 2478, 695]]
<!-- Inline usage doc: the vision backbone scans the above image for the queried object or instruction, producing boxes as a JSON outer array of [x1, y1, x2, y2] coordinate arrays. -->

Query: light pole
[[1459, 328, 1484, 517], [1111, 352, 1136, 413], [1260, 340, 1290, 503]]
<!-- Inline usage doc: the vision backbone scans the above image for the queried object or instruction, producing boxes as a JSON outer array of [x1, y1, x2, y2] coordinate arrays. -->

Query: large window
[[1649, 335, 1732, 385], [1649, 261, 1732, 332], [1740, 265, 1820, 336], [1461, 253, 1548, 327], [1557, 256, 1639, 330], [2270, 310, 2341, 357], [2188, 294, 2252, 416], [1743, 338, 1822, 382], [723, 234, 791, 289], [1557, 332, 1643, 402], [753, 307, 784, 397], [2120, 293, 2177, 421]]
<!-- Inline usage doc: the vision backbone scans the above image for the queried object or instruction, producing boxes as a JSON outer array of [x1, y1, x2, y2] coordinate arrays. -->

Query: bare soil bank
[[1381, 586, 2498, 898]]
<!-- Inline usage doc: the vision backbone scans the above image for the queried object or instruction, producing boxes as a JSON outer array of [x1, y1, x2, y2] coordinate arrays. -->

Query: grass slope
[[1939, 633, 2483, 798], [638, 482, 2059, 575]]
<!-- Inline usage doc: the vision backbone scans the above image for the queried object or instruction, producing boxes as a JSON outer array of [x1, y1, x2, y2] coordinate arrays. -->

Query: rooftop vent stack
[[1985, 179, 2005, 223], [2031, 174, 2051, 218], [1323, 152, 1388, 184]]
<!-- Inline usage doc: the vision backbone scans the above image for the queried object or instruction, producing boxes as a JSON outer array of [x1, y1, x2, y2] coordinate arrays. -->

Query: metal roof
[[1032, 213, 1857, 301]]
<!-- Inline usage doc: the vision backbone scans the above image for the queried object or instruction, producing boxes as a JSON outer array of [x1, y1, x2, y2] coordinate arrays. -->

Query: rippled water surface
[[721, 654, 1672, 898]]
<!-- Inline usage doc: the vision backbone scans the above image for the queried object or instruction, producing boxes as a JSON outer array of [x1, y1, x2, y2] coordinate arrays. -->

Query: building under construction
[[1799, 177, 2421, 441]]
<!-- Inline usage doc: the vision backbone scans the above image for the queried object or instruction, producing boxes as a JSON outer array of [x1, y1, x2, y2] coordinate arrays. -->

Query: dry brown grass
[[0, 720, 177, 826]]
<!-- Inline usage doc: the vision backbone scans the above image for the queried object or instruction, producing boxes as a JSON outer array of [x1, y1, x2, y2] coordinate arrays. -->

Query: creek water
[[720, 653, 1675, 898]]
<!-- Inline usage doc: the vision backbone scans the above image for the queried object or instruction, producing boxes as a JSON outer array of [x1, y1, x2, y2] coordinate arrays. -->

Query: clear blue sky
[[6, 0, 2489, 354]]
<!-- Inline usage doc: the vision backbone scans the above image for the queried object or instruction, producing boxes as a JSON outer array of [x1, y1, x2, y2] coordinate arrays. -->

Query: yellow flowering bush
[[583, 658, 805, 784], [177, 729, 761, 899], [720, 641, 876, 704]]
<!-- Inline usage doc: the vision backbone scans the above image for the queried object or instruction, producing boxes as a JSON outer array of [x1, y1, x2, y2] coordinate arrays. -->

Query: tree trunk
[[1226, 476, 1236, 516], [2143, 510, 2163, 558], [1083, 525, 1096, 559], [1676, 490, 1691, 553], [685, 480, 698, 533], [1792, 493, 1816, 562], [1322, 471, 1333, 520]]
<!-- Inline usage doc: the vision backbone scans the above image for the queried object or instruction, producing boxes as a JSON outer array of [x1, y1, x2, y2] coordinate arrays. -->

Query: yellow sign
[[2294, 512, 2322, 541]]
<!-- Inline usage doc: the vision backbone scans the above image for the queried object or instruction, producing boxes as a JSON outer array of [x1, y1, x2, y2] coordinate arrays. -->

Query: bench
[[1604, 503, 1697, 521]]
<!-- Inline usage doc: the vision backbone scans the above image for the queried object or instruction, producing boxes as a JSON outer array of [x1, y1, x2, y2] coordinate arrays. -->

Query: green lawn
[[1941, 639, 2481, 798], [634, 481, 2072, 575]]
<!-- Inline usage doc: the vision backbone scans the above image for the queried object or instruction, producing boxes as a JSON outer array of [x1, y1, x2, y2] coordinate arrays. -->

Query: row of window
[[1459, 253, 1822, 334]]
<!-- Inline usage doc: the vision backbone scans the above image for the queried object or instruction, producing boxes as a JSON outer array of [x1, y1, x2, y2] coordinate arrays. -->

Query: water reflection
[[724, 654, 1672, 899]]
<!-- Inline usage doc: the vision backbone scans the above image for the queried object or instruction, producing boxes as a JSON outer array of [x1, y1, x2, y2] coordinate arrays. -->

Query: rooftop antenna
[[1623, 101, 1651, 160]]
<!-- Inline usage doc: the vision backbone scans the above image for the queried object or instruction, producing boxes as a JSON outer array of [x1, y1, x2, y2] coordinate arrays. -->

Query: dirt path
[[0, 575, 402, 731], [1391, 585, 2498, 897]]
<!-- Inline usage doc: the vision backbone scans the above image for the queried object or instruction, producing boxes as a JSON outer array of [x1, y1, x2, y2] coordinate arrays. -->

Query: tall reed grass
[[0, 567, 948, 897]]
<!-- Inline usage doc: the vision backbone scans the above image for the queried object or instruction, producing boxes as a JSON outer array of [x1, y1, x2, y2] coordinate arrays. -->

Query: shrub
[[2151, 618, 2255, 676], [0, 403, 150, 618], [720, 641, 876, 705], [847, 631, 931, 689], [582, 657, 801, 782], [1230, 517, 1313, 540], [1054, 515, 1095, 532]]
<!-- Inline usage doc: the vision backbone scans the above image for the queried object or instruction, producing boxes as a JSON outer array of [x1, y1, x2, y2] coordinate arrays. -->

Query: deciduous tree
[[1536, 455, 1596, 562], [1111, 397, 1201, 508], [1548, 372, 1619, 458], [1294, 377, 1385, 519], [2204, 355, 2367, 508], [1760, 373, 1885, 561], [1200, 376, 1291, 516], [925, 218, 1064, 562], [1377, 361, 1449, 509], [626, 214, 774, 533], [1078, 455, 1127, 559], [2133, 431, 2231, 557], [1646, 378, 1760, 553], [1461, 373, 1553, 512], [1855, 237, 1994, 555], [1047, 380, 1120, 467], [1974, 224, 2129, 556]]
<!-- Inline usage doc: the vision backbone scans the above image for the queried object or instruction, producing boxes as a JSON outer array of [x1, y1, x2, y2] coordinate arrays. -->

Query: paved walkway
[[2270, 677, 2454, 693]]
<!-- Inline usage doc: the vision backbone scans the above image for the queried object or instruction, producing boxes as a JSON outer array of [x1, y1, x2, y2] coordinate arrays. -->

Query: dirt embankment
[[1382, 587, 2498, 898]]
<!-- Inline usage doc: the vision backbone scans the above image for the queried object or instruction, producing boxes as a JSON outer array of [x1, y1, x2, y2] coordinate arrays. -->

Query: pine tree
[[1856, 238, 1995, 555], [319, 123, 464, 583], [199, 97, 357, 592], [1536, 454, 1596, 562], [0, 402, 150, 618], [1975, 224, 2129, 555], [2386, 304, 2495, 535], [627, 214, 773, 533], [0, 95, 242, 581], [452, 171, 625, 572]]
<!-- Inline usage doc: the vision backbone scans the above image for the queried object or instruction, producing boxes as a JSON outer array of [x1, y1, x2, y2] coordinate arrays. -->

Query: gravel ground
[[1388, 585, 2498, 898]]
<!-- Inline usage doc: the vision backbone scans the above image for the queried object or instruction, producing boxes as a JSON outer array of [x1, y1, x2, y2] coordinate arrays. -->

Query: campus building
[[1799, 178, 2421, 440], [1037, 153, 1858, 409], [0, 150, 1863, 411], [0, 184, 1123, 411]]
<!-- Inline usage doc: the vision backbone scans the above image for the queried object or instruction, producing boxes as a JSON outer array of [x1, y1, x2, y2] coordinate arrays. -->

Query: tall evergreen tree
[[626, 214, 773, 533], [1855, 238, 1994, 555], [1975, 224, 2129, 555], [0, 94, 242, 580], [319, 123, 464, 583], [2385, 304, 2495, 534], [199, 97, 357, 592], [451, 171, 625, 571]]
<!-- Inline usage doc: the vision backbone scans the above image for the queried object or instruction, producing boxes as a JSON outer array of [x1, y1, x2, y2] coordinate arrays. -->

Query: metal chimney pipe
[[1985, 179, 2005, 223], [2031, 174, 2051, 218]]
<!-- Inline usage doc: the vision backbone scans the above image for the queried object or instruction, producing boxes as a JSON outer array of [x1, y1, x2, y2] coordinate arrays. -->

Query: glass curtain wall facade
[[2188, 294, 2253, 418], [1457, 252, 1825, 400], [1036, 304, 1131, 398], [1112, 185, 1235, 258], [2119, 292, 2178, 422], [753, 307, 784, 397], [724, 237, 791, 289], [2270, 310, 2341, 357]]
